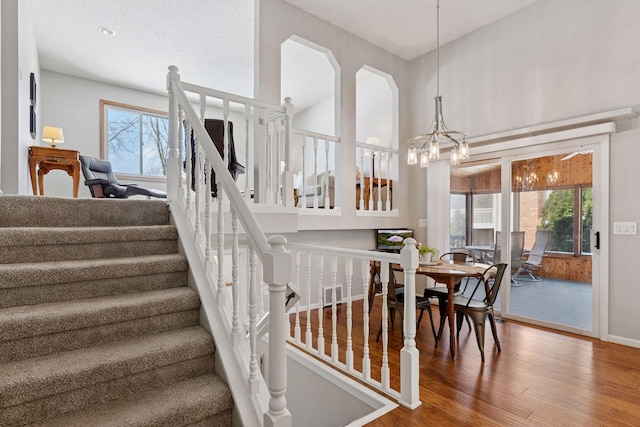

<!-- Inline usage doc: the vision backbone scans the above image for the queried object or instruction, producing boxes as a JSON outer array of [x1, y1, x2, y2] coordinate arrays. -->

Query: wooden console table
[[28, 146, 81, 197]]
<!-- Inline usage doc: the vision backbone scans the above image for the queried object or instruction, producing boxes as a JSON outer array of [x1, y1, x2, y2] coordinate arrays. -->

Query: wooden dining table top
[[416, 261, 492, 278]]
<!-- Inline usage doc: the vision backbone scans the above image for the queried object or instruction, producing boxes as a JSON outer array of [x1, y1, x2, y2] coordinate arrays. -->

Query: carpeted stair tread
[[0, 225, 177, 247], [0, 195, 170, 228], [26, 374, 233, 427], [0, 326, 214, 408], [0, 287, 200, 342], [0, 254, 188, 289], [0, 226, 179, 264]]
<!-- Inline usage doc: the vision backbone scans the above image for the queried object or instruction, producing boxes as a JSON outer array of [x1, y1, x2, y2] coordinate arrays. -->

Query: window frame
[[99, 99, 169, 182]]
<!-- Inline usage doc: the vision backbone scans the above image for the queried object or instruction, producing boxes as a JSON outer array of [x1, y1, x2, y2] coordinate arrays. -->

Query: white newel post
[[399, 238, 422, 409], [282, 98, 295, 207], [166, 65, 181, 200], [263, 235, 292, 427]]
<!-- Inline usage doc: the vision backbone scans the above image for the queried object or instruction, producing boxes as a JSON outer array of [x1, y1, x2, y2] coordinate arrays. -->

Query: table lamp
[[42, 126, 64, 148]]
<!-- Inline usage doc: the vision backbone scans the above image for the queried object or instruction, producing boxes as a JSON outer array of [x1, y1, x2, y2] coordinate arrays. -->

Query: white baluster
[[244, 104, 251, 202], [300, 136, 306, 209], [194, 138, 202, 239], [386, 153, 392, 211], [185, 122, 193, 212], [313, 137, 318, 209], [204, 158, 212, 263], [249, 248, 259, 394], [324, 139, 330, 209], [380, 262, 390, 390], [317, 253, 324, 356], [216, 176, 225, 305], [305, 251, 312, 350], [231, 211, 241, 344], [359, 148, 365, 211], [361, 260, 371, 380], [368, 149, 374, 212], [294, 250, 301, 343], [177, 105, 184, 196], [265, 108, 272, 205], [330, 255, 338, 362], [275, 122, 282, 206], [377, 154, 382, 211], [345, 258, 354, 371]]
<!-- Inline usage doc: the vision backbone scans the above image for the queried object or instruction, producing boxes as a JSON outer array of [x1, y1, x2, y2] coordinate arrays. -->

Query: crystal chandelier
[[407, 0, 469, 168]]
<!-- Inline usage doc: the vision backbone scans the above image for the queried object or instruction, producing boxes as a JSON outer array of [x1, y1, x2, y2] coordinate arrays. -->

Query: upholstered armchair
[[295, 170, 335, 208]]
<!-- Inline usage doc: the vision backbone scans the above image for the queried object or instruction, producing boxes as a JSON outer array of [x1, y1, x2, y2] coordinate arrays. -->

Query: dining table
[[417, 260, 493, 360]]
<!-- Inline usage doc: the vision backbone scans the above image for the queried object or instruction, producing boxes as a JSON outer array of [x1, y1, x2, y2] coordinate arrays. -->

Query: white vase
[[421, 253, 432, 263]]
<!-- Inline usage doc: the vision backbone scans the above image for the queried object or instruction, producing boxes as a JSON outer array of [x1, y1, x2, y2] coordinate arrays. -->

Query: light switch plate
[[613, 222, 637, 235], [418, 219, 428, 228]]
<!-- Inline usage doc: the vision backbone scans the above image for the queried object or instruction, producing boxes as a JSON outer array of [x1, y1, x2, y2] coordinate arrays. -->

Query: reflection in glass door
[[508, 152, 593, 331]]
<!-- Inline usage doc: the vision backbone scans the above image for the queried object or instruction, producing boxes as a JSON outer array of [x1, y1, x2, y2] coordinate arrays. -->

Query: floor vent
[[323, 285, 343, 306]]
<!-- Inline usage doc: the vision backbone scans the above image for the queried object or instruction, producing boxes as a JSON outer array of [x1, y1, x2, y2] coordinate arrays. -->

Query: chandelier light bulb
[[429, 141, 440, 160], [407, 146, 418, 165], [451, 146, 460, 165], [420, 151, 429, 168]]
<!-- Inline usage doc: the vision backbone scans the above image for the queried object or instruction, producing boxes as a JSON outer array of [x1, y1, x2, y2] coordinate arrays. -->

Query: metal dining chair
[[376, 265, 437, 342], [423, 251, 475, 344], [454, 263, 508, 361]]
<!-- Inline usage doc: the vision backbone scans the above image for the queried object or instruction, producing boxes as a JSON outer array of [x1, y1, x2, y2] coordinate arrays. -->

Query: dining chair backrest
[[494, 231, 525, 268], [472, 228, 494, 246], [440, 251, 475, 264], [511, 231, 525, 270], [485, 263, 508, 306], [526, 230, 550, 266]]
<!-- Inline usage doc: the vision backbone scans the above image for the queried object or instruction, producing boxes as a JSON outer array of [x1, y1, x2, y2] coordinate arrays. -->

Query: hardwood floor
[[289, 296, 640, 426]]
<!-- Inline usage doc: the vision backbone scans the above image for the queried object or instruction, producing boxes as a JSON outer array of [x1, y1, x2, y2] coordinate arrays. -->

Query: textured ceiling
[[30, 0, 254, 98], [30, 0, 539, 110], [284, 0, 540, 60]]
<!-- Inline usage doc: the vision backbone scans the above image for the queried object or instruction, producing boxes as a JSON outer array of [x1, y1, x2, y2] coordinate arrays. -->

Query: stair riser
[[0, 240, 178, 264], [0, 309, 200, 364], [0, 196, 170, 228], [0, 272, 188, 308], [0, 355, 214, 426]]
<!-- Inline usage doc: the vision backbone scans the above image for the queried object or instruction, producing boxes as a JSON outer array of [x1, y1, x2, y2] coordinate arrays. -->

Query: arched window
[[355, 66, 398, 212]]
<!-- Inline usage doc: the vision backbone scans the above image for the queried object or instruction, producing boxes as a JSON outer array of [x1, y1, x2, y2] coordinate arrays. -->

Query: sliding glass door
[[447, 137, 606, 338], [507, 151, 594, 331]]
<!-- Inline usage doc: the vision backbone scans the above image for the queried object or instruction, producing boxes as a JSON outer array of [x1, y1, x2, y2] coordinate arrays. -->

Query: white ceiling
[[284, 0, 539, 61], [30, 0, 539, 108]]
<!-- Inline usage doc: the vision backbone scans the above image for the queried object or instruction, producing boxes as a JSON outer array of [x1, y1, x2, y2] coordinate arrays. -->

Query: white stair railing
[[167, 65, 293, 427], [355, 141, 397, 213], [292, 129, 340, 210], [285, 239, 421, 409]]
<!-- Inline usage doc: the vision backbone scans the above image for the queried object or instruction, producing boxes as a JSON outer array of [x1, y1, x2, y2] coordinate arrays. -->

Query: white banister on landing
[[286, 240, 422, 409], [166, 65, 292, 427]]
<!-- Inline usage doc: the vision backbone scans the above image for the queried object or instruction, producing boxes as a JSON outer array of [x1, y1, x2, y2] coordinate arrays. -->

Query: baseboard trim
[[608, 334, 640, 349]]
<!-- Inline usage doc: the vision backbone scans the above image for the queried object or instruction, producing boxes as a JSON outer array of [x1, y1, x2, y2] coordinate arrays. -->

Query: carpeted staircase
[[0, 196, 233, 426]]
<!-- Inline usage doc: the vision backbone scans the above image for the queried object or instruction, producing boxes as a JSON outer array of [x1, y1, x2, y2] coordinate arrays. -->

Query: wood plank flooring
[[289, 296, 640, 426]]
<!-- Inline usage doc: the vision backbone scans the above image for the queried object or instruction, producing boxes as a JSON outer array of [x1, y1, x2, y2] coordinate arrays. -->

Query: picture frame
[[30, 105, 36, 139], [30, 73, 36, 106]]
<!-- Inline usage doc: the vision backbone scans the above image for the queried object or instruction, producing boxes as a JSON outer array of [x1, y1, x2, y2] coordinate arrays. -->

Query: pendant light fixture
[[407, 0, 470, 168]]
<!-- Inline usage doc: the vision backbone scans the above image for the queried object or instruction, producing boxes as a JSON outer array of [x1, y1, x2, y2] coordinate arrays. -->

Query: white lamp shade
[[366, 136, 380, 146], [42, 126, 64, 146]]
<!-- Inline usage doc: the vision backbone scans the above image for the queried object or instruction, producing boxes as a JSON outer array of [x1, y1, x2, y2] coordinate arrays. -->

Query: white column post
[[166, 66, 180, 200], [282, 98, 295, 207], [399, 238, 422, 409], [263, 235, 292, 427]]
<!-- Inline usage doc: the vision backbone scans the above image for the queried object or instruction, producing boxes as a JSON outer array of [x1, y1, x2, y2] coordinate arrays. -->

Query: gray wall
[[406, 0, 640, 343]]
